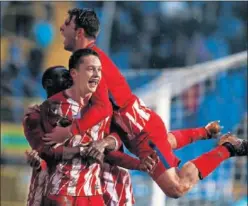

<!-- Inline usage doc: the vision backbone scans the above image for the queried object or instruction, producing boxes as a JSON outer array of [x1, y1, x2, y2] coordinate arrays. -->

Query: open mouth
[[88, 79, 99, 87]]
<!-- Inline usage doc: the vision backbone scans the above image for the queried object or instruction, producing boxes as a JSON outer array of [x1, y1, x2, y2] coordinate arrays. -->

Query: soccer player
[[24, 49, 111, 206], [58, 8, 248, 199], [24, 65, 73, 206]]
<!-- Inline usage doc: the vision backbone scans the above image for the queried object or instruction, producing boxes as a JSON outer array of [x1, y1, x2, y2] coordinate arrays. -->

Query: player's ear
[[70, 68, 77, 80], [76, 28, 85, 39]]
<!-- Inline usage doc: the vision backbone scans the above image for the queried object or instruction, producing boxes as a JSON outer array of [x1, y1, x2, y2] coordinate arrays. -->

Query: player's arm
[[23, 105, 79, 164], [93, 46, 135, 107], [81, 118, 123, 160], [105, 151, 156, 173], [23, 105, 47, 150]]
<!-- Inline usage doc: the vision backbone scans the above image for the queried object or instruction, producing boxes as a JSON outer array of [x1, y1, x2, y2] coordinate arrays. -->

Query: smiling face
[[70, 55, 102, 95], [60, 16, 77, 52]]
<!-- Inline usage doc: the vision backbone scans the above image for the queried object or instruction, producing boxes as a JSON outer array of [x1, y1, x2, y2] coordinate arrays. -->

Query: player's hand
[[83, 140, 107, 155], [25, 150, 41, 170], [139, 152, 159, 173], [82, 140, 107, 165], [42, 126, 71, 145]]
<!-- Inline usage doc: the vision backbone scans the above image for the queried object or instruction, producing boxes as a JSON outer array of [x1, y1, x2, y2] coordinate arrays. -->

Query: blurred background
[[1, 1, 247, 206]]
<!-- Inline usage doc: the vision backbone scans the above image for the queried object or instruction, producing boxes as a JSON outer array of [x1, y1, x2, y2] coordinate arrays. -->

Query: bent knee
[[166, 183, 190, 199], [154, 168, 190, 199]]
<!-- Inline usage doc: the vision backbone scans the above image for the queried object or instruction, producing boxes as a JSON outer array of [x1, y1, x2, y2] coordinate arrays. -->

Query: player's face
[[71, 55, 102, 95], [60, 16, 77, 52]]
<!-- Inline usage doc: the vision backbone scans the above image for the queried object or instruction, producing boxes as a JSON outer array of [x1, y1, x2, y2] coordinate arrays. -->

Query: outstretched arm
[[106, 150, 157, 173]]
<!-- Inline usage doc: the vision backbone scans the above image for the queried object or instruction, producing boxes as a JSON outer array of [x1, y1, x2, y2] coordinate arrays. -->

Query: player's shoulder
[[25, 104, 40, 115], [49, 91, 66, 101], [92, 45, 106, 56], [23, 104, 41, 122]]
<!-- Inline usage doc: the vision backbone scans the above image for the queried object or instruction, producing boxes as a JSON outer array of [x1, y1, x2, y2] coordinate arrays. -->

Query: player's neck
[[65, 86, 92, 107], [74, 39, 95, 51]]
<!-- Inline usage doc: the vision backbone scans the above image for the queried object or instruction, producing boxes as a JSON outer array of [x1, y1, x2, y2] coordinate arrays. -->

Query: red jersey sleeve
[[92, 45, 135, 107], [105, 151, 140, 170]]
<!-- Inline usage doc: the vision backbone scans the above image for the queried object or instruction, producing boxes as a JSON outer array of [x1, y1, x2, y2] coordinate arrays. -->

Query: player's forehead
[[64, 15, 76, 26], [79, 55, 101, 68]]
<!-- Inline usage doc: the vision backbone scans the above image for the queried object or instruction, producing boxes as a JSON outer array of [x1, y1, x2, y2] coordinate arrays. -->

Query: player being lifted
[[56, 8, 248, 198]]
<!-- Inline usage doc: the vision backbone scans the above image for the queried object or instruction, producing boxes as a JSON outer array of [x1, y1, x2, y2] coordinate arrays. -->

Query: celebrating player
[[24, 49, 112, 206]]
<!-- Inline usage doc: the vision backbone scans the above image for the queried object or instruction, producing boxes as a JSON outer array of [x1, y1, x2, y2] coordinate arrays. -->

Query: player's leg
[[150, 133, 248, 198], [168, 121, 222, 149]]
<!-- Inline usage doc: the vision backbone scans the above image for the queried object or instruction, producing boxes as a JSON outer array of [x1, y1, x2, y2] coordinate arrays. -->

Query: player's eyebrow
[[87, 65, 102, 70]]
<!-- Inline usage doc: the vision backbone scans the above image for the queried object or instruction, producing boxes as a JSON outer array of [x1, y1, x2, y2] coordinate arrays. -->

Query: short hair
[[69, 48, 100, 71], [42, 65, 66, 89], [68, 8, 100, 39], [42, 66, 73, 98]]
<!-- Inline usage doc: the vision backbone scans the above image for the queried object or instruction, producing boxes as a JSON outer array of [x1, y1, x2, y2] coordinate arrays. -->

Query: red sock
[[170, 128, 208, 149], [191, 145, 230, 179]]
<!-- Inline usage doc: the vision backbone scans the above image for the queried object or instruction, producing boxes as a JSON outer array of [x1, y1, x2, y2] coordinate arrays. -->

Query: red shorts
[[43, 195, 104, 206], [134, 112, 181, 179]]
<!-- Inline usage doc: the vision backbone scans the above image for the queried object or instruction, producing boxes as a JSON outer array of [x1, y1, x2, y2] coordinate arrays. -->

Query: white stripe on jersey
[[133, 100, 150, 121], [103, 164, 119, 204], [49, 165, 63, 195], [116, 170, 127, 205], [82, 164, 96, 196], [91, 124, 101, 141], [66, 98, 81, 117], [102, 164, 135, 206], [67, 135, 82, 196], [125, 112, 143, 131]]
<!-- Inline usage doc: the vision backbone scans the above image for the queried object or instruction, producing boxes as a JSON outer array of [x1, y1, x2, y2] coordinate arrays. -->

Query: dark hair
[[68, 8, 100, 39], [42, 66, 73, 97], [69, 48, 99, 71]]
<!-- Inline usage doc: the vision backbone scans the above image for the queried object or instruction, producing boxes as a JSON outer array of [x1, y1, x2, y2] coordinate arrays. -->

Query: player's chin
[[64, 42, 73, 52], [88, 87, 97, 93], [64, 45, 72, 52], [87, 86, 97, 93]]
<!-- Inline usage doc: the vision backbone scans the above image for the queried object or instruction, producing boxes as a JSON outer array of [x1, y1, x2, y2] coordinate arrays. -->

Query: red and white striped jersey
[[101, 163, 135, 206], [46, 91, 111, 197], [113, 98, 152, 141]]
